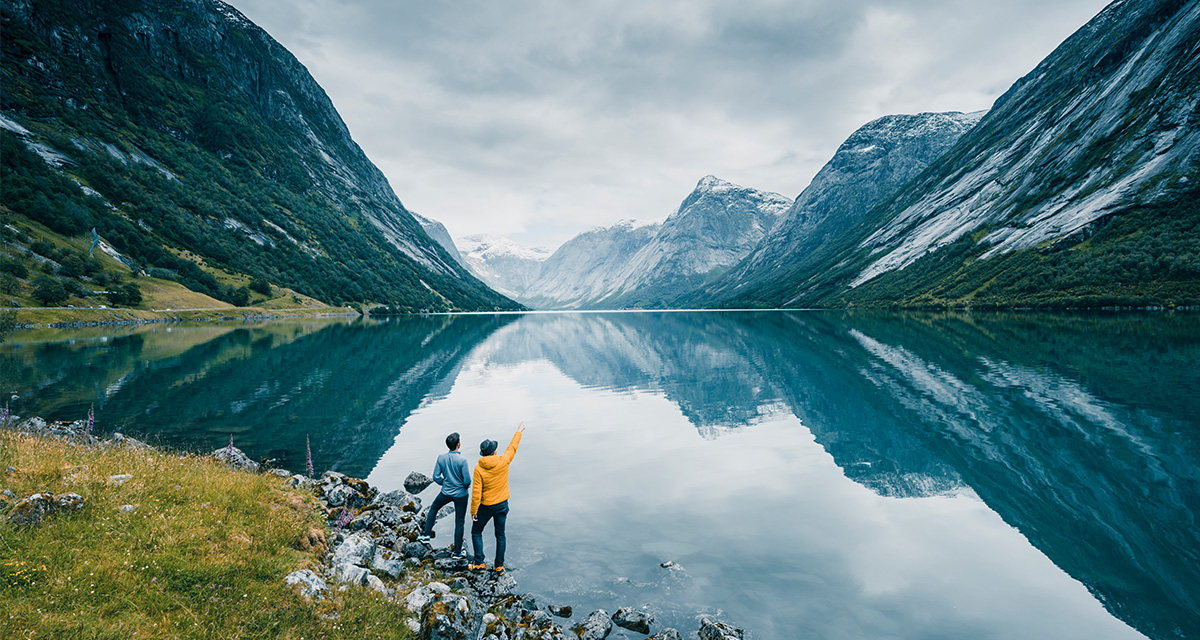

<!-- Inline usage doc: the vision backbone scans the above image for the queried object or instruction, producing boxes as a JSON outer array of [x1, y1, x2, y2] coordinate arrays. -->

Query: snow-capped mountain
[[455, 235, 553, 299], [691, 111, 984, 305], [521, 176, 791, 309], [517, 220, 662, 309], [712, 0, 1200, 309]]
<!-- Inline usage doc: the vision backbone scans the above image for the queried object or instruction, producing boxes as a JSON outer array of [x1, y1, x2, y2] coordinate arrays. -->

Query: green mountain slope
[[1, 0, 521, 312]]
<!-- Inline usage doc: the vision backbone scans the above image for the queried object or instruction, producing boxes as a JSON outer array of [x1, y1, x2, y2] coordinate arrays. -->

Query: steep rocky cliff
[[690, 112, 984, 305], [0, 0, 518, 310], [716, 0, 1200, 309]]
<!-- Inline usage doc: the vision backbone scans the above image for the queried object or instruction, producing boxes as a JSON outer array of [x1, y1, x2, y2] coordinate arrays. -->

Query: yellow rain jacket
[[471, 431, 522, 515]]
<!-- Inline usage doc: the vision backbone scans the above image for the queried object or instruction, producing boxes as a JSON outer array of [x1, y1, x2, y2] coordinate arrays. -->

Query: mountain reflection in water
[[5, 311, 1196, 639]]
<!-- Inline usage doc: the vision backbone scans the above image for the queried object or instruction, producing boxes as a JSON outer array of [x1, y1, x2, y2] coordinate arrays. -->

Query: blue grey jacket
[[432, 450, 472, 497]]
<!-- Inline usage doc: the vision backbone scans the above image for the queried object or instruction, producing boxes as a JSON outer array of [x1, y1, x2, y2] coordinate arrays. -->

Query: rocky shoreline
[[4, 416, 746, 640]]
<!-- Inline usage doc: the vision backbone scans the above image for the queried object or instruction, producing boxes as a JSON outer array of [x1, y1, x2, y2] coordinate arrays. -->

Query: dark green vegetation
[[1, 0, 519, 313], [721, 185, 1200, 309]]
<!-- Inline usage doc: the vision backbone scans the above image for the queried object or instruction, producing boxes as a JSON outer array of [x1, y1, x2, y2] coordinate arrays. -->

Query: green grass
[[0, 430, 415, 639]]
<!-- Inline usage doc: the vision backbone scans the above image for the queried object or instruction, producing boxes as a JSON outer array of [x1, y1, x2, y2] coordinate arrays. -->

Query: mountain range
[[3, 0, 1196, 313], [0, 0, 519, 312], [464, 0, 1199, 311]]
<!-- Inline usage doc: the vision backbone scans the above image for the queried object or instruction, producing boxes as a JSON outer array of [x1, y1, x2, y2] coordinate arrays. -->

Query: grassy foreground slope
[[0, 430, 413, 639]]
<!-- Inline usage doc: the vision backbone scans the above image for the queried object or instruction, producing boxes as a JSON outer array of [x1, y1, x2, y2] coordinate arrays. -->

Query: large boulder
[[419, 592, 485, 640], [573, 610, 613, 640], [212, 444, 260, 472], [613, 608, 653, 635], [7, 493, 55, 526], [284, 569, 328, 599], [372, 489, 422, 512], [404, 581, 451, 612], [698, 618, 743, 640], [649, 630, 682, 640], [404, 471, 434, 494], [332, 562, 371, 586], [371, 548, 406, 578], [330, 532, 375, 567]]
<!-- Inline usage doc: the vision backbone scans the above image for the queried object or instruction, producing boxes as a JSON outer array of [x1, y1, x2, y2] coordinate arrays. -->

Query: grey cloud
[[228, 0, 1111, 248]]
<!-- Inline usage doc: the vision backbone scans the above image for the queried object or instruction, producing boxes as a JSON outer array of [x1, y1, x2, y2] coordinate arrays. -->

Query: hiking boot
[[468, 563, 486, 572], [493, 565, 505, 574], [416, 535, 431, 544]]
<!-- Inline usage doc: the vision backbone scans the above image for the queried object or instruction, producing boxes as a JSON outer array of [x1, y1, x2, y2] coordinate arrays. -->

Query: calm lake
[[4, 311, 1198, 640]]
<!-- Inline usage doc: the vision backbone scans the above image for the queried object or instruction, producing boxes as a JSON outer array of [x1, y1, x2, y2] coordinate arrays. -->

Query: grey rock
[[332, 562, 370, 586], [420, 592, 485, 640], [649, 629, 682, 640], [7, 493, 54, 526], [286, 474, 310, 488], [330, 532, 375, 567], [370, 548, 406, 578], [613, 608, 653, 635], [365, 573, 388, 594], [434, 556, 468, 573], [322, 484, 364, 509], [573, 610, 613, 640], [54, 493, 85, 512], [404, 581, 451, 612], [284, 569, 327, 599], [698, 618, 743, 640], [548, 604, 573, 618], [118, 504, 136, 513], [372, 489, 421, 512], [403, 471, 433, 494], [401, 541, 431, 560], [17, 417, 47, 432], [468, 570, 521, 599], [106, 432, 151, 450], [212, 445, 260, 472], [268, 468, 292, 478], [1, 489, 14, 498], [107, 474, 133, 486]]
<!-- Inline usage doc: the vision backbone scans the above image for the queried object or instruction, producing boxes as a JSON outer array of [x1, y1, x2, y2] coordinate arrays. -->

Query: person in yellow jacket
[[469, 422, 524, 573]]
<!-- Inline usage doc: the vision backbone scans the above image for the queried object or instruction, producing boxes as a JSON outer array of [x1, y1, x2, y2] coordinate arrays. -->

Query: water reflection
[[4, 311, 1197, 639]]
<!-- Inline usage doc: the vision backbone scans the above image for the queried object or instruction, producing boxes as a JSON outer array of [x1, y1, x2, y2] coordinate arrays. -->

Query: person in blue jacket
[[418, 432, 471, 557]]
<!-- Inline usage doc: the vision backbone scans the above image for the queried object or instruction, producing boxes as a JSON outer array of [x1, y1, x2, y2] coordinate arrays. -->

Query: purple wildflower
[[1, 402, 8, 426], [305, 434, 314, 478], [225, 434, 234, 457], [85, 404, 94, 436], [335, 509, 352, 531]]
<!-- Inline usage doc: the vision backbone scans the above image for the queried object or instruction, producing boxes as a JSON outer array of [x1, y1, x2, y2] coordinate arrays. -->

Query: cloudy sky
[[227, 0, 1111, 251]]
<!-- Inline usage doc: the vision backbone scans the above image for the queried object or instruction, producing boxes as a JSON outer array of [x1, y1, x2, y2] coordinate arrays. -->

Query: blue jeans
[[422, 492, 468, 554], [471, 500, 509, 567]]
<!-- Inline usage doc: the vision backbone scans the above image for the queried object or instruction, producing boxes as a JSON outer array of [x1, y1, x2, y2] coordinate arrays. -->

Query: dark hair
[[480, 439, 498, 456], [446, 432, 460, 450]]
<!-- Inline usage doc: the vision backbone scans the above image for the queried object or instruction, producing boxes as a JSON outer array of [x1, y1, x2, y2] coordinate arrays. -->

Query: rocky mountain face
[[691, 111, 985, 305], [517, 221, 661, 309], [455, 235, 552, 299], [0, 0, 517, 311], [520, 176, 791, 309], [411, 212, 468, 270], [714, 0, 1200, 309]]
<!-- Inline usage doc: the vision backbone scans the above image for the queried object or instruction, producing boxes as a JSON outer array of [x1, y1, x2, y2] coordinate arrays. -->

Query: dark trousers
[[422, 491, 468, 554], [471, 500, 509, 567]]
